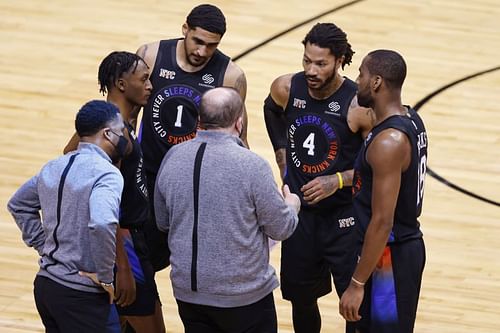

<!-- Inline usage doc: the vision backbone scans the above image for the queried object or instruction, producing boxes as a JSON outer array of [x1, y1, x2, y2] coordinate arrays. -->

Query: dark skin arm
[[223, 61, 249, 148], [339, 128, 411, 322], [63, 132, 80, 154], [114, 228, 136, 306]]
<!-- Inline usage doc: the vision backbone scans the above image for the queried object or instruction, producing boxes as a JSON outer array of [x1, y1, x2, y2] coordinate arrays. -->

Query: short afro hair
[[75, 100, 120, 137], [366, 49, 407, 89]]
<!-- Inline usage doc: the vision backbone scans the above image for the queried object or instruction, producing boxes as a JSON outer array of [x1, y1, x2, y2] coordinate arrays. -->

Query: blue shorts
[[115, 228, 160, 316]]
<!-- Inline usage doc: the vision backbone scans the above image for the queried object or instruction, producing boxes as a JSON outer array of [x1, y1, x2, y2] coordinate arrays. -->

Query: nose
[[145, 79, 152, 91], [196, 45, 208, 57], [305, 63, 318, 77]]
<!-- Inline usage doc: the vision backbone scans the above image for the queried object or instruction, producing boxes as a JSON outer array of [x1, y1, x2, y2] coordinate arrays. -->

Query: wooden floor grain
[[0, 0, 499, 332]]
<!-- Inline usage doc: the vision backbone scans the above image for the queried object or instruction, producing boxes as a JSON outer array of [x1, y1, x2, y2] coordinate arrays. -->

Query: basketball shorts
[[356, 238, 425, 333], [280, 205, 357, 302], [116, 228, 161, 316]]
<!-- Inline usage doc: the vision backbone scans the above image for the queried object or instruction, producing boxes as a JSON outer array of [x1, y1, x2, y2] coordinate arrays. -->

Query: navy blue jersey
[[283, 73, 362, 210], [140, 38, 230, 174], [352, 108, 428, 243], [119, 123, 149, 229]]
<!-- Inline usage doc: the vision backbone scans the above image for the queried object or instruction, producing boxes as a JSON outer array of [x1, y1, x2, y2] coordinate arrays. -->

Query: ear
[[116, 78, 126, 93], [235, 116, 243, 132], [372, 75, 382, 92], [182, 23, 189, 37], [102, 128, 112, 142], [336, 55, 345, 69]]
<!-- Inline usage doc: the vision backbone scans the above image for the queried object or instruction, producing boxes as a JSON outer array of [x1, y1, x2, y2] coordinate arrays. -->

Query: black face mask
[[108, 130, 128, 163]]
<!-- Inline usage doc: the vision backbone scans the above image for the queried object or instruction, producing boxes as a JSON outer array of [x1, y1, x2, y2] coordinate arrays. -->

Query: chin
[[189, 57, 206, 67], [306, 82, 321, 90]]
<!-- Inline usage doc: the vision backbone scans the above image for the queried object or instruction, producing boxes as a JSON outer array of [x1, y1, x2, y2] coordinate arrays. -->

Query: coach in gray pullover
[[155, 87, 301, 332], [7, 100, 125, 332]]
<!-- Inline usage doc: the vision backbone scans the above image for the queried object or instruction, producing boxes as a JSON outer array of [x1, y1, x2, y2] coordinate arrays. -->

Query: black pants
[[34, 275, 110, 333], [176, 293, 277, 333], [144, 170, 170, 272]]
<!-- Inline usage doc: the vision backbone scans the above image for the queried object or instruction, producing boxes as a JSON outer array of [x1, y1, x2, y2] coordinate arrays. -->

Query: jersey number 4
[[303, 133, 316, 156]]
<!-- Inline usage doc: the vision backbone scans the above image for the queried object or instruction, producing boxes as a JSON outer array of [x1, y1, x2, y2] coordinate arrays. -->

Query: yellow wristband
[[336, 172, 344, 189]]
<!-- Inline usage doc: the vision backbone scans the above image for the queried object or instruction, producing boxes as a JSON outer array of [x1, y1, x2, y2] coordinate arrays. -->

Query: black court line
[[413, 66, 500, 207], [232, 0, 365, 62], [231, 1, 500, 207]]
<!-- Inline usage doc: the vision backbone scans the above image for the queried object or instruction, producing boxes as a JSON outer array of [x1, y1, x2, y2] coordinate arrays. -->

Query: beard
[[357, 91, 373, 108], [306, 71, 336, 91]]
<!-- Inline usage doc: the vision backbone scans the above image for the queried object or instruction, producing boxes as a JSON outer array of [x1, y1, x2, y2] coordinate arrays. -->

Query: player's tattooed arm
[[136, 42, 159, 70], [224, 62, 249, 147], [347, 95, 374, 139]]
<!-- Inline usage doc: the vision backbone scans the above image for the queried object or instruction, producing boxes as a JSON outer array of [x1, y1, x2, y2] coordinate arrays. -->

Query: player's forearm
[[338, 169, 354, 187], [275, 148, 286, 180], [115, 228, 131, 271], [352, 216, 393, 284]]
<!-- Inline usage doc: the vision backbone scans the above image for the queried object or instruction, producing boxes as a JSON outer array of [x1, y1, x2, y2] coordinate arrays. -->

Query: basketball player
[[339, 50, 427, 333], [64, 52, 165, 332], [263, 23, 373, 333], [136, 4, 248, 272]]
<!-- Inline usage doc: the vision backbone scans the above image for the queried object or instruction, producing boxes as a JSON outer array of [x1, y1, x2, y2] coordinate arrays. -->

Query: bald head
[[199, 87, 243, 130]]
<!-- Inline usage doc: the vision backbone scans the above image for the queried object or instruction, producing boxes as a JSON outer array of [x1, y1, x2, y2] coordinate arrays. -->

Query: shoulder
[[367, 128, 411, 169], [223, 61, 247, 99], [136, 41, 161, 69], [347, 95, 375, 138], [270, 73, 294, 108]]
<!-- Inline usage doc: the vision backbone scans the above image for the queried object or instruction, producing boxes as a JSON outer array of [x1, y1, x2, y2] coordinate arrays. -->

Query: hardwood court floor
[[0, 0, 499, 332]]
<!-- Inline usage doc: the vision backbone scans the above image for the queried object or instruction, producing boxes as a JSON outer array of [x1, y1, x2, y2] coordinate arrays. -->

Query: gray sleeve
[[253, 160, 298, 240], [7, 175, 46, 255], [154, 165, 169, 233], [88, 171, 123, 283]]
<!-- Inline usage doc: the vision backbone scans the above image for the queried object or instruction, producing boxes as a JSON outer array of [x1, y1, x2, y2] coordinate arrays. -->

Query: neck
[[308, 73, 344, 100], [199, 126, 239, 137], [106, 93, 134, 125], [372, 94, 406, 125]]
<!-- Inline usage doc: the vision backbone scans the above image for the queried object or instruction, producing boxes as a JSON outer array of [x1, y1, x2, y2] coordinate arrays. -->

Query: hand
[[282, 184, 301, 213], [339, 283, 364, 322], [79, 271, 115, 304], [115, 266, 136, 307], [301, 175, 338, 205]]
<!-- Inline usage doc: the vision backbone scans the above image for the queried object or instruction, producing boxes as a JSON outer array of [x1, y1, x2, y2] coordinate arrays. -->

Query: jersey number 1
[[174, 105, 183, 127]]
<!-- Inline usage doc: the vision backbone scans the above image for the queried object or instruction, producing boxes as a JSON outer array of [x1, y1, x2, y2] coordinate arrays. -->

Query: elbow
[[371, 215, 394, 236]]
